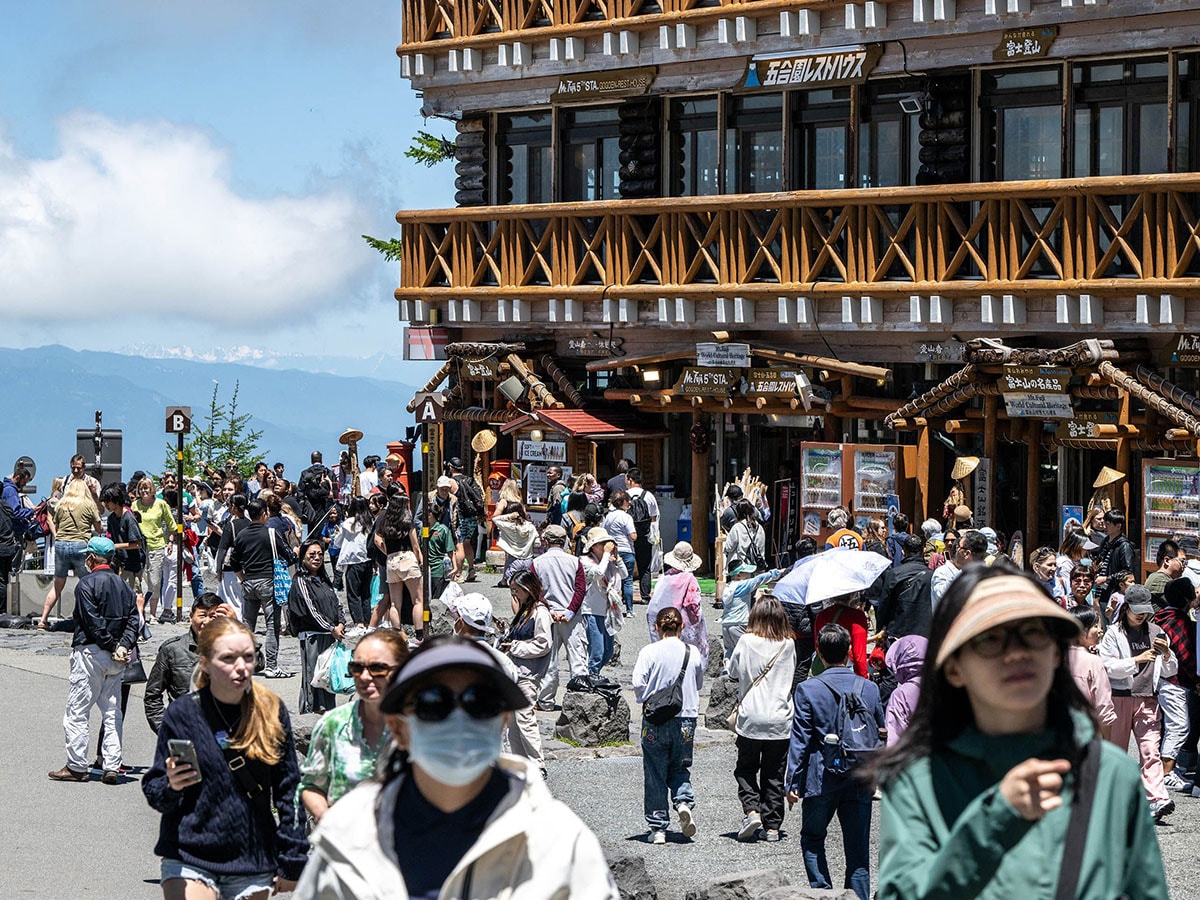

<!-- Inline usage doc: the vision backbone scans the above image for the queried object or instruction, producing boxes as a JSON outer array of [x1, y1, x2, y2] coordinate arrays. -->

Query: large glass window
[[561, 106, 621, 202], [667, 96, 719, 196], [981, 67, 1063, 181], [792, 89, 851, 190], [1072, 58, 1168, 177], [725, 93, 783, 193], [1180, 54, 1200, 173], [495, 112, 551, 205], [858, 83, 922, 188]]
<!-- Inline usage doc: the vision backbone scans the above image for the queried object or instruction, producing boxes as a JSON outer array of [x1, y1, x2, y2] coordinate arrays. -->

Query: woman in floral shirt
[[298, 630, 409, 821]]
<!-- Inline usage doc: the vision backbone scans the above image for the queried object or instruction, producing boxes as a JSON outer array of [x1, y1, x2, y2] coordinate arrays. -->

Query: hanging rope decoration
[[689, 421, 711, 454]]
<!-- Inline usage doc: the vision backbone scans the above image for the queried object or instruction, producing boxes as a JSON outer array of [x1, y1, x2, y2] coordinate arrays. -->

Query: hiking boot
[[48, 766, 88, 783], [676, 804, 697, 838], [1153, 798, 1175, 822], [101, 770, 120, 785], [1165, 771, 1194, 793], [649, 829, 667, 845], [737, 812, 762, 842]]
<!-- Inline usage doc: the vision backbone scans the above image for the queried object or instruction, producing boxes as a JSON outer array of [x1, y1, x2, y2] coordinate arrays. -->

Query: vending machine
[[800, 442, 915, 542], [799, 443, 845, 543], [1142, 458, 1200, 578]]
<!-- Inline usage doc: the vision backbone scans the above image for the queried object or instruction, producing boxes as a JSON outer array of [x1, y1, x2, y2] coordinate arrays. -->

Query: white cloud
[[0, 112, 374, 325]]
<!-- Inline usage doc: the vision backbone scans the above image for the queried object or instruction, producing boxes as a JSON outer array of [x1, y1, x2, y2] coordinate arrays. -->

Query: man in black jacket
[[49, 536, 139, 784], [0, 491, 18, 615], [1095, 508, 1137, 592], [875, 534, 933, 643], [230, 498, 294, 677], [297, 451, 333, 534], [144, 592, 223, 732]]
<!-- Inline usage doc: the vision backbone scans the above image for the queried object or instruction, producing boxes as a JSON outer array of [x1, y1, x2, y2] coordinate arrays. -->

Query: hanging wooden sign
[[1001, 366, 1071, 393], [1055, 411, 1119, 440], [1004, 393, 1074, 419], [566, 335, 624, 358], [742, 45, 882, 90], [993, 26, 1059, 62], [696, 342, 750, 369], [1166, 333, 1200, 367], [552, 67, 656, 102], [461, 358, 498, 378], [675, 367, 737, 396], [746, 369, 801, 397]]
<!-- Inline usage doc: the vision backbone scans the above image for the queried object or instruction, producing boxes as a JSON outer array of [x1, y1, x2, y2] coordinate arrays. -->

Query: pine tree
[[165, 380, 267, 478]]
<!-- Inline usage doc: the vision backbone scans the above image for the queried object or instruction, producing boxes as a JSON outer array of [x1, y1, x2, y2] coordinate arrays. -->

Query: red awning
[[500, 409, 668, 440]]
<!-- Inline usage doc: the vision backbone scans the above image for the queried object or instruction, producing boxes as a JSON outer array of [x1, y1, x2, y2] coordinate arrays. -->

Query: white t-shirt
[[603, 509, 637, 554], [358, 469, 379, 497], [627, 486, 659, 521], [632, 636, 705, 718], [727, 634, 796, 740]]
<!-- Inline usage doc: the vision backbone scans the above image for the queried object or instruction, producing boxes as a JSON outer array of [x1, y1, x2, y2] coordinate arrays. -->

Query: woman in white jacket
[[1098, 585, 1178, 820], [294, 635, 618, 900], [498, 569, 552, 770], [727, 597, 796, 843]]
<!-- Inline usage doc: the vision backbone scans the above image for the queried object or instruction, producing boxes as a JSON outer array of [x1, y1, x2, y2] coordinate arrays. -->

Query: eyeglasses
[[346, 661, 400, 678], [966, 621, 1055, 658], [407, 683, 504, 722]]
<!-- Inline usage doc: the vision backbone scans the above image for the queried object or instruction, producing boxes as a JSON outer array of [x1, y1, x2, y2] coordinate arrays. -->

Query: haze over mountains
[[0, 345, 436, 493]]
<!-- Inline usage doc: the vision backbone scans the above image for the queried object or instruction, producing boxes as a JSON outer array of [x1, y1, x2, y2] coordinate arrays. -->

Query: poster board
[[524, 464, 574, 509]]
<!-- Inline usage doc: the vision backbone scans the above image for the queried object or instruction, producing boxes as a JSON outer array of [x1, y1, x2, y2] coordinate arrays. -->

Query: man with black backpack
[[786, 624, 885, 900], [447, 457, 483, 583], [625, 468, 658, 603], [297, 451, 333, 535]]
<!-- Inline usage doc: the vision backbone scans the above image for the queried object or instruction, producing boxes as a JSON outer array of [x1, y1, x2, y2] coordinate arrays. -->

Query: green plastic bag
[[369, 571, 382, 610], [329, 642, 356, 694]]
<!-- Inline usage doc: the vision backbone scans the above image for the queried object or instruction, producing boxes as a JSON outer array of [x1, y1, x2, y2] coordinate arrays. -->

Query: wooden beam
[[1117, 392, 1132, 514], [587, 347, 697, 373], [751, 347, 892, 382], [1026, 419, 1040, 553], [691, 411, 711, 574], [945, 420, 983, 434], [916, 424, 930, 523]]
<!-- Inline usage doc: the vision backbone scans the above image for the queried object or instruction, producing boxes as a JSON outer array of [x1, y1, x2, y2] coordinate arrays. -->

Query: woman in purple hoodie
[[884, 635, 928, 746]]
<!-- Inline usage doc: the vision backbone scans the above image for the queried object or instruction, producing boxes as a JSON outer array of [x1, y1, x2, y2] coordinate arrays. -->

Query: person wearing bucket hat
[[49, 534, 141, 784], [579, 527, 625, 677], [645, 541, 710, 668], [873, 564, 1167, 898], [941, 456, 978, 522], [294, 635, 619, 900], [1100, 583, 1178, 820]]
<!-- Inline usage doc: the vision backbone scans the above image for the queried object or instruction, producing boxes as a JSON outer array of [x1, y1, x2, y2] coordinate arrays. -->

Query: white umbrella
[[773, 547, 891, 607]]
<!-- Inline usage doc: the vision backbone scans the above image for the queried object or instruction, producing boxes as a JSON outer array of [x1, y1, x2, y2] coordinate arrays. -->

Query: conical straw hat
[[471, 429, 498, 453], [951, 456, 980, 481], [1093, 466, 1126, 488]]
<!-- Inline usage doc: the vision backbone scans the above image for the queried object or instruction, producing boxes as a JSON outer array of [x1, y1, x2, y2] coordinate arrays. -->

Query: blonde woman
[[142, 617, 308, 897], [38, 479, 101, 629], [135, 477, 178, 623]]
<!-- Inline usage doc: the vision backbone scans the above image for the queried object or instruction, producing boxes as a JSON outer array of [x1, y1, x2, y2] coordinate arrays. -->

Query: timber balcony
[[401, 0, 821, 52], [396, 174, 1200, 306]]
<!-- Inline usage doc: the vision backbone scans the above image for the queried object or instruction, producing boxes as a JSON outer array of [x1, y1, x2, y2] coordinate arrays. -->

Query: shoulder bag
[[726, 642, 787, 729], [643, 646, 692, 725]]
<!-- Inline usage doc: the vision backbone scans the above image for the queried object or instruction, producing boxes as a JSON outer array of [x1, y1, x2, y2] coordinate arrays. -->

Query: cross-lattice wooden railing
[[396, 174, 1200, 300], [400, 0, 829, 53]]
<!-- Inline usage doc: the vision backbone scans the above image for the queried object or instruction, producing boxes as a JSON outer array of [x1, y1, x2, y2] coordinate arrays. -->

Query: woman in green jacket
[[871, 564, 1167, 900]]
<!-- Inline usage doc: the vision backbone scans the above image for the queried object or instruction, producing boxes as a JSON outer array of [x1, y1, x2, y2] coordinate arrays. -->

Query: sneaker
[[1165, 771, 1194, 793], [737, 812, 762, 842], [763, 829, 781, 842], [676, 804, 697, 838], [649, 829, 667, 845], [1152, 798, 1176, 822], [101, 770, 120, 785]]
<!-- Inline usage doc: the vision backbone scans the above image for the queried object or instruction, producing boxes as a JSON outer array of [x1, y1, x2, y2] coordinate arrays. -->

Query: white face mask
[[405, 708, 503, 786]]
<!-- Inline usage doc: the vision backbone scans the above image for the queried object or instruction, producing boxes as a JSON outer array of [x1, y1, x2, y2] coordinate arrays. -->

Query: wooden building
[[394, 0, 1200, 566]]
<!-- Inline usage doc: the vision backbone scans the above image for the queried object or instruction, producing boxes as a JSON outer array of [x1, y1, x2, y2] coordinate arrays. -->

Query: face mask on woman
[[405, 708, 504, 786]]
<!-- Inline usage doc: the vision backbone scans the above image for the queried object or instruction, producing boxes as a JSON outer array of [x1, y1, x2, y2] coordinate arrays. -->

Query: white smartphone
[[168, 739, 202, 782]]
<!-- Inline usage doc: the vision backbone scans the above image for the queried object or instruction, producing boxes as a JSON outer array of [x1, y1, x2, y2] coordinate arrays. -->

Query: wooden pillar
[[916, 422, 931, 521], [691, 411, 712, 575], [1116, 393, 1132, 514], [982, 395, 998, 520], [1026, 419, 1040, 553]]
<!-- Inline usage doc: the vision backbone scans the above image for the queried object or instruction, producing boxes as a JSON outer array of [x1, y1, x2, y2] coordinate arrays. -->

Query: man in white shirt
[[358, 455, 380, 497], [930, 530, 988, 609], [603, 492, 638, 616]]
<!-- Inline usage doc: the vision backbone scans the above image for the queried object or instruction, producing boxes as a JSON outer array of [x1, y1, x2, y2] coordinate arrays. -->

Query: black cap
[[448, 457, 464, 471], [380, 636, 528, 714]]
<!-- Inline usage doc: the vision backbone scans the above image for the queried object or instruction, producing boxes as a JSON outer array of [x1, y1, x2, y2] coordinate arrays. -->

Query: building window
[[495, 112, 552, 205], [725, 93, 784, 194], [1072, 58, 1168, 177], [667, 96, 719, 196], [858, 83, 922, 188], [792, 89, 851, 190], [1179, 54, 1198, 172], [981, 67, 1063, 181], [561, 106, 622, 202]]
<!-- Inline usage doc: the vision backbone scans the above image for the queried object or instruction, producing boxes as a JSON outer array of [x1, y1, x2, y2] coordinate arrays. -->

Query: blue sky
[[0, 1, 455, 373]]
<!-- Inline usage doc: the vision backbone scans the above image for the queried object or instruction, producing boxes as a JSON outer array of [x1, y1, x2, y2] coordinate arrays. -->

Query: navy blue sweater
[[142, 687, 309, 880]]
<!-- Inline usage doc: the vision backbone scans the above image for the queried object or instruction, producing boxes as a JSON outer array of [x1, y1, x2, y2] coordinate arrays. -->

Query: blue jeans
[[619, 551, 636, 613], [800, 782, 873, 900], [584, 613, 613, 675], [641, 716, 696, 831]]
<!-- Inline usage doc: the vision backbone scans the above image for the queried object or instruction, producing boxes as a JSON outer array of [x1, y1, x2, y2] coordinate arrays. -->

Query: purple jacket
[[884, 635, 928, 747]]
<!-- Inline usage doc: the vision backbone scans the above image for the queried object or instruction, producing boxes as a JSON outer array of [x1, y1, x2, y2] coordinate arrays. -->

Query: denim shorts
[[456, 516, 478, 545], [161, 858, 273, 900], [54, 541, 88, 579]]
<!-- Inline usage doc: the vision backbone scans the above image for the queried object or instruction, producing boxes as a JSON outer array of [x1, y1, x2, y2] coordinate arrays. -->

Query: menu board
[[524, 464, 574, 509], [1142, 462, 1200, 565], [853, 449, 897, 517]]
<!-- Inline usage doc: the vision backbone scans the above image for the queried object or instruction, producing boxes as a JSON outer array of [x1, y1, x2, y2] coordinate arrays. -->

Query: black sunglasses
[[347, 661, 400, 678], [408, 683, 504, 722], [967, 621, 1055, 658]]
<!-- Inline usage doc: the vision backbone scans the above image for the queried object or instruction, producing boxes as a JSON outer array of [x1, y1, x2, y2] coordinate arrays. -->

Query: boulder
[[704, 675, 738, 731], [555, 690, 631, 746], [609, 854, 658, 900], [759, 890, 859, 900], [293, 720, 314, 758], [705, 636, 724, 678], [684, 869, 789, 900], [426, 598, 455, 637]]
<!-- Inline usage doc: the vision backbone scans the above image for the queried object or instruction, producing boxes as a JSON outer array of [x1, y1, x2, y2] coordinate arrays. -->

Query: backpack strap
[[1054, 738, 1101, 900]]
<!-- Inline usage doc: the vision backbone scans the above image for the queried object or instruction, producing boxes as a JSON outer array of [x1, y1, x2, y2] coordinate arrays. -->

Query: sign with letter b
[[165, 406, 193, 434]]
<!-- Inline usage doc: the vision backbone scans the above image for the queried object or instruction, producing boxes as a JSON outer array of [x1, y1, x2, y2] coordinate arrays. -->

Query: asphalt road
[[2, 579, 1197, 898]]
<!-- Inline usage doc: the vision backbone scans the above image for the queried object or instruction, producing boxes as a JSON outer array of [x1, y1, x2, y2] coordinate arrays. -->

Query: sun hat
[[935, 574, 1081, 668], [380, 635, 528, 714], [663, 541, 702, 573], [953, 505, 973, 524], [727, 559, 757, 577], [471, 430, 498, 453], [581, 527, 614, 554], [446, 592, 495, 635], [541, 524, 569, 544], [978, 527, 998, 553], [951, 456, 980, 481], [85, 536, 116, 558], [1093, 466, 1126, 488], [1124, 584, 1153, 616]]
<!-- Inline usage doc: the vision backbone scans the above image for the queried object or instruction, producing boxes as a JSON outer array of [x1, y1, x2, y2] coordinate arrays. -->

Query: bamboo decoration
[[1134, 366, 1200, 421], [888, 365, 978, 425], [505, 354, 561, 409], [1099, 362, 1200, 437], [443, 407, 523, 422], [540, 354, 585, 407], [405, 360, 454, 413]]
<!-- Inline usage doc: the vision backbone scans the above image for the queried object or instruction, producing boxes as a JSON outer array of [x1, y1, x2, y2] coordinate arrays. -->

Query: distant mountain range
[[122, 343, 417, 379], [0, 345, 436, 493]]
